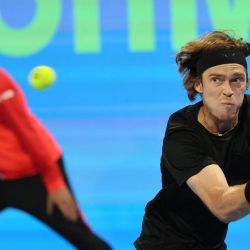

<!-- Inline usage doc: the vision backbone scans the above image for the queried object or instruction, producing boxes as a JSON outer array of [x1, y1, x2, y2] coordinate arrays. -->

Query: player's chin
[[218, 111, 238, 121]]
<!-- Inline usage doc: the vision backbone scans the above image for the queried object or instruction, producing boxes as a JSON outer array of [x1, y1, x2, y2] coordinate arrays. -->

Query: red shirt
[[0, 68, 65, 192]]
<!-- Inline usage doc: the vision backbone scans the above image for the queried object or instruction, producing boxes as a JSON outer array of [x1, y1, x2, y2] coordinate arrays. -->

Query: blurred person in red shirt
[[0, 68, 111, 250]]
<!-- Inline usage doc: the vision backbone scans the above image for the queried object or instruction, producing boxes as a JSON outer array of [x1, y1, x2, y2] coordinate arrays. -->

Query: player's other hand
[[47, 186, 79, 222]]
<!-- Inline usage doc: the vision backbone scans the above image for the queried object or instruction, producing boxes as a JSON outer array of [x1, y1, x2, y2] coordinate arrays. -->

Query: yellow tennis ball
[[29, 66, 56, 90]]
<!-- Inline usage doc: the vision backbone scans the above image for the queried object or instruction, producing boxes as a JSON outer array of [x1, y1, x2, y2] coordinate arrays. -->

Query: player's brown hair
[[176, 31, 250, 101]]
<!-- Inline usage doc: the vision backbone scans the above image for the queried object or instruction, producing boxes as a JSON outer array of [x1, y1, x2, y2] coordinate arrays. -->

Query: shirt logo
[[0, 89, 15, 103]]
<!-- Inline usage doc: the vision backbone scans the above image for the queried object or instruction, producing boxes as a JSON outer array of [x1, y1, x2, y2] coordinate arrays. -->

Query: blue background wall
[[0, 0, 249, 249]]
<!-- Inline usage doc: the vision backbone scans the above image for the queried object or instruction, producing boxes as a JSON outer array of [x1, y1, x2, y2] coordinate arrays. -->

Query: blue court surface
[[0, 0, 250, 249]]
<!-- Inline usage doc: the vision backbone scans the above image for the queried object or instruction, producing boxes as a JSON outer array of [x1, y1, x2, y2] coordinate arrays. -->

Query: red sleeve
[[0, 68, 65, 192]]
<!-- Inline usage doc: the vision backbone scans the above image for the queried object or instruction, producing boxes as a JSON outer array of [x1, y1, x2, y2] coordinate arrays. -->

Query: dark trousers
[[0, 158, 111, 250]]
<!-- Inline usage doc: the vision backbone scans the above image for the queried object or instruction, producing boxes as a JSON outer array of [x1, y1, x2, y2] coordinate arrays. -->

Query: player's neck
[[199, 106, 238, 136]]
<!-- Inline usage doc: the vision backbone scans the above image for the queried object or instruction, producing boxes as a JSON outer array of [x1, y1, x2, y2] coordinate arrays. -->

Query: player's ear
[[194, 81, 203, 93]]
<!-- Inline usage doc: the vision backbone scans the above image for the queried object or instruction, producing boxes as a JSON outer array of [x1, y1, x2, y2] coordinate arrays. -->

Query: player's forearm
[[215, 184, 250, 223]]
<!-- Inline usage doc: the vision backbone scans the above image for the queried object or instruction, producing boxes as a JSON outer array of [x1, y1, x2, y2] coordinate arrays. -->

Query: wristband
[[244, 182, 250, 203]]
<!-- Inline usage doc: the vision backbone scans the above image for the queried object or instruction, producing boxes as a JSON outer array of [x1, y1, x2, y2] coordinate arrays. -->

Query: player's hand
[[47, 186, 78, 222]]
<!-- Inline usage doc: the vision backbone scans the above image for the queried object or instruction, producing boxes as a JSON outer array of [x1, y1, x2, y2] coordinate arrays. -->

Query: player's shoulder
[[169, 101, 201, 125], [163, 102, 202, 143]]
